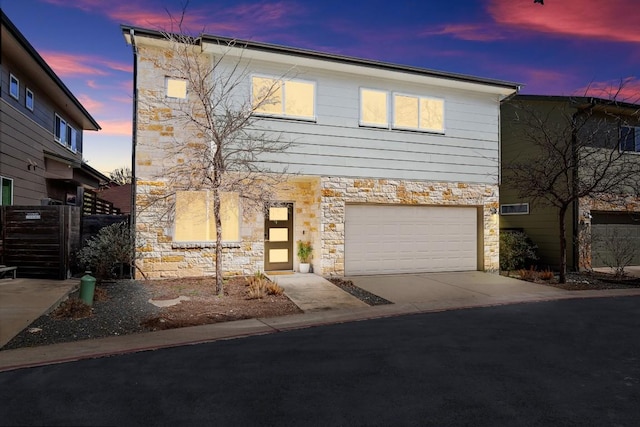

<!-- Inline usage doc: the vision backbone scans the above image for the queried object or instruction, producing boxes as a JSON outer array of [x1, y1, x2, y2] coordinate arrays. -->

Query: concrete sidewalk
[[1, 272, 640, 372], [0, 278, 78, 348]]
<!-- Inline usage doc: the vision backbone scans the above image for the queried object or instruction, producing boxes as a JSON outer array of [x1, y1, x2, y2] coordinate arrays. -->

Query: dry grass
[[246, 272, 284, 299], [518, 266, 555, 282], [51, 298, 92, 319]]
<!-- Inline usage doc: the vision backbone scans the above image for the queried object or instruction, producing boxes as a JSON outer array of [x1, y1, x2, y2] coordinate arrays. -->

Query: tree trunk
[[558, 205, 568, 283], [213, 190, 223, 295]]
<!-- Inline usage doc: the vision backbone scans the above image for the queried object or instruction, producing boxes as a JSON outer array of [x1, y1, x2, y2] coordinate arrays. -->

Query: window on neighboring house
[[360, 88, 388, 127], [55, 114, 67, 145], [26, 88, 34, 111], [1, 177, 13, 206], [9, 74, 19, 100], [500, 203, 530, 215], [620, 126, 640, 153], [174, 191, 240, 242], [393, 93, 444, 132], [252, 76, 315, 120], [67, 126, 78, 151], [166, 77, 187, 99]]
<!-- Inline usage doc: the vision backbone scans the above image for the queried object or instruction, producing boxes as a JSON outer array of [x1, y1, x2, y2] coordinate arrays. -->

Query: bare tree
[[138, 15, 294, 294], [109, 167, 132, 185], [502, 90, 640, 283]]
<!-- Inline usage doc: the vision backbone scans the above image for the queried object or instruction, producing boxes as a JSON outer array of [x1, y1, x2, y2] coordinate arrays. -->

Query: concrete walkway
[[1, 272, 640, 372], [0, 278, 78, 348]]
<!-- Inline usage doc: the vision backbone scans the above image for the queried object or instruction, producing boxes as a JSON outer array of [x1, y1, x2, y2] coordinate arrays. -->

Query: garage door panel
[[345, 205, 477, 275]]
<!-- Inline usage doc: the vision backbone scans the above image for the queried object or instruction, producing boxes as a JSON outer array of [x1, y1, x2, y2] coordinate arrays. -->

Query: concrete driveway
[[348, 271, 568, 310]]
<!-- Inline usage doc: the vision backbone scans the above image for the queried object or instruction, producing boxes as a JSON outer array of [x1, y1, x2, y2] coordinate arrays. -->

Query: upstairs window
[[9, 74, 19, 100], [166, 77, 187, 99], [252, 76, 315, 120], [360, 88, 388, 128], [620, 126, 640, 153], [1, 177, 13, 206], [174, 191, 239, 242], [393, 93, 444, 133], [67, 126, 78, 152], [500, 203, 530, 215], [55, 114, 67, 145], [26, 88, 34, 111]]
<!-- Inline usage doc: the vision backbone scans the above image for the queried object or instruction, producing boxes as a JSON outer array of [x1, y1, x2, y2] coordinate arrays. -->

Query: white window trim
[[359, 87, 389, 129], [251, 74, 317, 122], [500, 203, 530, 215], [392, 92, 445, 134], [9, 74, 19, 100], [54, 114, 67, 145], [26, 88, 34, 111]]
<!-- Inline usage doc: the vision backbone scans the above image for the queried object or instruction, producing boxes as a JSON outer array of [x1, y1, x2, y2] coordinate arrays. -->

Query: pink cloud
[[488, 0, 640, 43], [41, 52, 108, 77], [575, 78, 640, 103], [41, 51, 131, 77], [98, 119, 132, 136], [421, 24, 505, 42], [77, 94, 104, 114]]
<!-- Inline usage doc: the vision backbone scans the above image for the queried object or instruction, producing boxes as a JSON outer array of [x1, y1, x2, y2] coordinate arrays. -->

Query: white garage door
[[345, 205, 478, 275]]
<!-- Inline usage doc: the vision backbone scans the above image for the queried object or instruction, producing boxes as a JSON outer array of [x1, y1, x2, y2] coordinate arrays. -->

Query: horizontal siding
[[213, 56, 502, 184]]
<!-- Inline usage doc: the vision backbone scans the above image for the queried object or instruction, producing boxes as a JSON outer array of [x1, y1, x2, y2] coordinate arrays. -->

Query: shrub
[[500, 230, 538, 272], [245, 272, 284, 298], [77, 221, 134, 281]]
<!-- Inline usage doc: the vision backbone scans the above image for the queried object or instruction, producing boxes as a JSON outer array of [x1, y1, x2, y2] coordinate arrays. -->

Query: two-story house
[[500, 95, 640, 271], [1, 10, 104, 208], [123, 25, 520, 279]]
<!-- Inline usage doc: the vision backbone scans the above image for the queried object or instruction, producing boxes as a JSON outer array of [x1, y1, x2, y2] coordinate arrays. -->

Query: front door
[[264, 203, 294, 271]]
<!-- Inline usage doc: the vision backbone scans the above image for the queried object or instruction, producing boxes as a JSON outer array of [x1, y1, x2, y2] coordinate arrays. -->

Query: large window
[[360, 88, 388, 127], [252, 76, 315, 120], [174, 191, 239, 242], [9, 74, 19, 100], [55, 114, 67, 145], [620, 126, 640, 153], [1, 177, 13, 206], [67, 126, 77, 152], [393, 93, 444, 132]]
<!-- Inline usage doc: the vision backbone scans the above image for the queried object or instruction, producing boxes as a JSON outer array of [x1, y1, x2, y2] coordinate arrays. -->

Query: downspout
[[129, 28, 138, 279]]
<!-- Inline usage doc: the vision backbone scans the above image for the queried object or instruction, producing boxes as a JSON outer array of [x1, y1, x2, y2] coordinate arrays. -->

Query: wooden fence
[[1, 206, 80, 279], [83, 189, 121, 215]]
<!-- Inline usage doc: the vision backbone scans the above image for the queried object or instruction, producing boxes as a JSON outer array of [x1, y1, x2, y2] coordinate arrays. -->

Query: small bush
[[500, 230, 538, 272], [266, 282, 284, 296], [245, 272, 284, 298], [77, 221, 134, 281], [517, 266, 555, 282], [539, 268, 555, 280]]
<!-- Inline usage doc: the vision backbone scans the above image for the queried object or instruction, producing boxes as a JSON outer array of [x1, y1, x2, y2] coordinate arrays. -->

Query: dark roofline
[[513, 94, 640, 111], [2, 9, 101, 130], [121, 25, 521, 92]]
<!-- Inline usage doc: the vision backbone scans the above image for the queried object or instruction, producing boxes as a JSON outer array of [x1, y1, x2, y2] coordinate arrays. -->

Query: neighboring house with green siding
[[500, 95, 640, 271]]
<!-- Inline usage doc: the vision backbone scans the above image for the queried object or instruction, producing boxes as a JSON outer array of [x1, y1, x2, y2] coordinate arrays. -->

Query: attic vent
[[500, 203, 529, 215]]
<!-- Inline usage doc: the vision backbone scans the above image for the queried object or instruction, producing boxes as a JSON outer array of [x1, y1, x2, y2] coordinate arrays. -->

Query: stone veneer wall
[[136, 178, 320, 279], [319, 177, 500, 276], [577, 195, 640, 269]]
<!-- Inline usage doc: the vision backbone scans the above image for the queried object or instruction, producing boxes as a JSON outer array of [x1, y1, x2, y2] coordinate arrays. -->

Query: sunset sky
[[2, 0, 638, 175]]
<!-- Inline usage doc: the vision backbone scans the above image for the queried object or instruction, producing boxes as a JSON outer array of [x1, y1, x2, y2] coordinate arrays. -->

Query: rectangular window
[[620, 126, 640, 153], [252, 76, 315, 120], [174, 191, 239, 242], [166, 77, 187, 99], [55, 114, 67, 145], [26, 88, 34, 111], [500, 203, 530, 215], [1, 177, 13, 206], [67, 126, 77, 151], [360, 88, 388, 127], [393, 93, 444, 132], [9, 74, 19, 100]]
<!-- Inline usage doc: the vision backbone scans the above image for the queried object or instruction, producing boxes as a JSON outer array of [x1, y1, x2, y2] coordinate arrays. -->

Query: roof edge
[[121, 24, 522, 92]]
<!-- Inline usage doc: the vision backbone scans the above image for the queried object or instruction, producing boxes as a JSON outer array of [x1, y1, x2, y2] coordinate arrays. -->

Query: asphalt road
[[2, 296, 640, 426]]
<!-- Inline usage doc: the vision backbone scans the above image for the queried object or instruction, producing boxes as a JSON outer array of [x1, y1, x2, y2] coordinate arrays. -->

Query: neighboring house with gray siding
[[0, 10, 104, 207], [123, 25, 520, 279], [500, 95, 640, 271]]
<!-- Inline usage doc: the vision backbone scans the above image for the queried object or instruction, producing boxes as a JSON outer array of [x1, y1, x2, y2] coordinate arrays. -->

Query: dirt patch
[[509, 270, 640, 291], [141, 276, 302, 330]]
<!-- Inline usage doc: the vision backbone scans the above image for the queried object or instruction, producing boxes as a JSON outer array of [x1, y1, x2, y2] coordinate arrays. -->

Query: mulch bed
[[327, 277, 392, 306]]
